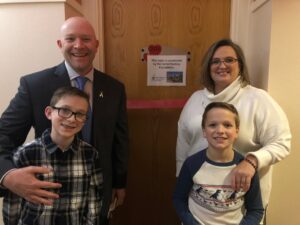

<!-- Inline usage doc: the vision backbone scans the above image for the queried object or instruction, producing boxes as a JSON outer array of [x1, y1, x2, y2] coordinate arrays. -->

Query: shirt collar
[[64, 61, 94, 82], [41, 128, 80, 154]]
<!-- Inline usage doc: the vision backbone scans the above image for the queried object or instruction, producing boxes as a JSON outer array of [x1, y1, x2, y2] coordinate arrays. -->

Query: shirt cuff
[[0, 168, 17, 189]]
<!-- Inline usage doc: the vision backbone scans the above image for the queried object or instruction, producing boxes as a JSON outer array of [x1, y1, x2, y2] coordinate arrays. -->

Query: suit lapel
[[54, 62, 71, 84], [92, 70, 107, 116], [49, 62, 71, 92], [91, 70, 109, 144]]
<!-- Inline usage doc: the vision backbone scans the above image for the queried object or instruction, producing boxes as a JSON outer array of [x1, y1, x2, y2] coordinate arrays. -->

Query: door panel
[[110, 109, 181, 225], [103, 1, 231, 224]]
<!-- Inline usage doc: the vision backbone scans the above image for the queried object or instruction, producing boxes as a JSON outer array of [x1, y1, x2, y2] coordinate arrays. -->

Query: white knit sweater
[[176, 77, 291, 207]]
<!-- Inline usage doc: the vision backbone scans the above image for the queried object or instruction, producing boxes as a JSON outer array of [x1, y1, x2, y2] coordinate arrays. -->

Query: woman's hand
[[230, 156, 257, 192]]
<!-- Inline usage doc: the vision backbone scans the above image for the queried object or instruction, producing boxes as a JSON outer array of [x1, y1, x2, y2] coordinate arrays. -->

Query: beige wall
[[0, 2, 65, 113], [0, 2, 65, 224], [268, 0, 300, 224], [232, 1, 299, 223]]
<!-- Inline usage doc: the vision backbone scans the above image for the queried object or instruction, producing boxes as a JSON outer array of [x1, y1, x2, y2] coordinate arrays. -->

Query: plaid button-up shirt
[[2, 129, 103, 225]]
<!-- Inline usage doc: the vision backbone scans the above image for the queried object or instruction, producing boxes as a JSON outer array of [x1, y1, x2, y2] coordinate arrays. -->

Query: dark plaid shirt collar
[[41, 128, 80, 154]]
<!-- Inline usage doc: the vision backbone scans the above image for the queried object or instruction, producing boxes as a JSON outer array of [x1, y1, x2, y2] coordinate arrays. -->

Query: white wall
[[230, 0, 251, 59], [247, 0, 272, 90], [81, 0, 105, 71], [231, 0, 271, 90]]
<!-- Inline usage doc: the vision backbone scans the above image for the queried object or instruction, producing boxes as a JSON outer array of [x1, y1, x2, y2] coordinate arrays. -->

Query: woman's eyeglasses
[[210, 57, 238, 66]]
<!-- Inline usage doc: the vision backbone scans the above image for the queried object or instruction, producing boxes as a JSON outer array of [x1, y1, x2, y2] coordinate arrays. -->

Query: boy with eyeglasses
[[2, 86, 103, 225]]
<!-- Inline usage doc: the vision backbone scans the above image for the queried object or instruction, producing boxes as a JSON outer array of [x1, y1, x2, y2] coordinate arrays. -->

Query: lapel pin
[[99, 91, 104, 98]]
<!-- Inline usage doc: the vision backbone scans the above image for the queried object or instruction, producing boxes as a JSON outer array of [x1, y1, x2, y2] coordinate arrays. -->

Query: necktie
[[75, 76, 92, 143], [75, 76, 88, 91]]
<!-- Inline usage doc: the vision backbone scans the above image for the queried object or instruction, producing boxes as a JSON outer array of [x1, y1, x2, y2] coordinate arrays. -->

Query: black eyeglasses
[[210, 57, 238, 66], [52, 106, 88, 122]]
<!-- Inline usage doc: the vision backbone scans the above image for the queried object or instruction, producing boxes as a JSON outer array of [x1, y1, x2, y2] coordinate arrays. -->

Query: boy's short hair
[[202, 102, 240, 129], [50, 86, 89, 107]]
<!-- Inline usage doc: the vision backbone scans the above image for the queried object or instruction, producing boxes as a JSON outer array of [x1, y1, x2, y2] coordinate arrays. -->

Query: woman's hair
[[200, 39, 250, 92], [50, 86, 89, 107], [201, 102, 240, 129]]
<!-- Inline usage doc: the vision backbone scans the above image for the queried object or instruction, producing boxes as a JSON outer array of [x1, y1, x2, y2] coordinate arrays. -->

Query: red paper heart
[[148, 44, 162, 55]]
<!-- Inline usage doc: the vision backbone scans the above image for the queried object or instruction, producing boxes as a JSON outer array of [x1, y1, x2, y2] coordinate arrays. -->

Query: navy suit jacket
[[0, 62, 129, 216]]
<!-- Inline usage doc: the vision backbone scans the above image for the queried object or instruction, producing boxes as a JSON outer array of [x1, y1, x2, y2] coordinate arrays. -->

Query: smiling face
[[57, 17, 99, 75], [203, 107, 239, 153], [45, 95, 89, 148], [210, 46, 240, 94]]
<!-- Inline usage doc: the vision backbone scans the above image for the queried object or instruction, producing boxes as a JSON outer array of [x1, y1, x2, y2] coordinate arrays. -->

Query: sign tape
[[127, 99, 187, 109]]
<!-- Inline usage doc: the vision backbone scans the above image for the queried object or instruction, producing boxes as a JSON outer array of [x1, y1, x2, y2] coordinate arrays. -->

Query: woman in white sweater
[[176, 39, 291, 211]]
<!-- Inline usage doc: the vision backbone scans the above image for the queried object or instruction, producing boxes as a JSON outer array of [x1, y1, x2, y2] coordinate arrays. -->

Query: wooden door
[[103, 1, 231, 224]]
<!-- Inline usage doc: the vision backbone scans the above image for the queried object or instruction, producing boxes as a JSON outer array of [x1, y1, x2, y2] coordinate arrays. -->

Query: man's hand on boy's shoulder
[[2, 166, 62, 205]]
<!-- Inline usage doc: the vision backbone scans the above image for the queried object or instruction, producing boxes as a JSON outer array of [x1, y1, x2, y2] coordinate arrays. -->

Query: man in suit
[[0, 16, 129, 225]]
